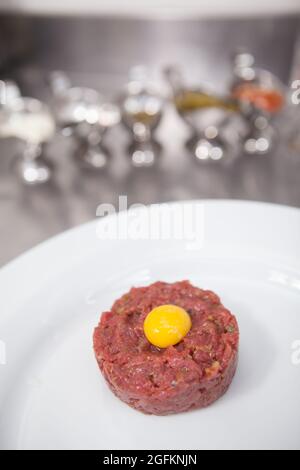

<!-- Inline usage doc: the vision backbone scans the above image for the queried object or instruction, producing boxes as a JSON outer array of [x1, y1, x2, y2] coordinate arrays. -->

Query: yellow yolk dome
[[143, 304, 192, 348]]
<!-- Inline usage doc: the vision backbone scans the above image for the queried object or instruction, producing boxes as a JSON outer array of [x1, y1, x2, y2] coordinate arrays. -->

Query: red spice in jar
[[233, 83, 284, 113]]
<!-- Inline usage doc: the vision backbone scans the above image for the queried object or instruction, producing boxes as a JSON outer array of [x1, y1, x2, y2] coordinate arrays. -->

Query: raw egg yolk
[[143, 304, 192, 348]]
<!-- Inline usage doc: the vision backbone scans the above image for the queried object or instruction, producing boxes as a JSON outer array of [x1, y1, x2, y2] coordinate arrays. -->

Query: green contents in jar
[[174, 90, 238, 114]]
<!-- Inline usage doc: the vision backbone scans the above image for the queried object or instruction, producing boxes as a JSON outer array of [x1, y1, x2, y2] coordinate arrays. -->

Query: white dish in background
[[0, 0, 300, 19], [0, 200, 300, 450]]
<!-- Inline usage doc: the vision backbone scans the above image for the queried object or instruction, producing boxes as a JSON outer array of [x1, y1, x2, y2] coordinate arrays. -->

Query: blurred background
[[0, 1, 299, 266]]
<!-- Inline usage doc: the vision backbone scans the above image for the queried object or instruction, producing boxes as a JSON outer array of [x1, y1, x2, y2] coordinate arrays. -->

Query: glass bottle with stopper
[[230, 50, 286, 155], [120, 66, 164, 167], [164, 65, 240, 163], [0, 81, 56, 185], [50, 71, 120, 170]]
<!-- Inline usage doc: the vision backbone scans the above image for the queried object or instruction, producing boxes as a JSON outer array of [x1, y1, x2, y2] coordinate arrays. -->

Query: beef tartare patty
[[93, 281, 239, 415]]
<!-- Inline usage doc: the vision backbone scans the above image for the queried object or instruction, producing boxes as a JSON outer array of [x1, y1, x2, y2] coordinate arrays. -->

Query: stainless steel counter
[[0, 15, 299, 267]]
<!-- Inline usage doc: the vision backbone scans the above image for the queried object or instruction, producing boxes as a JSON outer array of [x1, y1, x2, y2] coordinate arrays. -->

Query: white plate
[[0, 200, 300, 450], [1, 0, 299, 19]]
